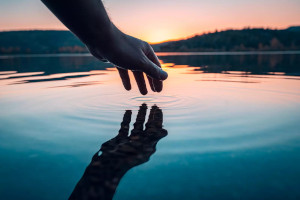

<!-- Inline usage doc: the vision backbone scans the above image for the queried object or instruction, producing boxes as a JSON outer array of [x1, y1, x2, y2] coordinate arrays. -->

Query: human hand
[[41, 0, 167, 95], [87, 26, 168, 95]]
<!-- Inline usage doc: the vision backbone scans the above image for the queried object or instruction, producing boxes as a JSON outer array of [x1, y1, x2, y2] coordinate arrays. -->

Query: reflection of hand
[[100, 104, 167, 165], [69, 104, 167, 200], [88, 26, 168, 95]]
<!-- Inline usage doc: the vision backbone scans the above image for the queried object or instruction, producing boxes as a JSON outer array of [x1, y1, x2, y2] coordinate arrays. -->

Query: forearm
[[41, 0, 114, 46], [42, 0, 168, 88]]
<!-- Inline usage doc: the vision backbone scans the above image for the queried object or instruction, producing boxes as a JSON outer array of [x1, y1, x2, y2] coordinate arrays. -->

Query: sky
[[0, 0, 299, 43]]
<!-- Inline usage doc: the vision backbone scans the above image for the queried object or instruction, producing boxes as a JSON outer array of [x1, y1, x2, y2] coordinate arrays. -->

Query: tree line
[[0, 27, 299, 54]]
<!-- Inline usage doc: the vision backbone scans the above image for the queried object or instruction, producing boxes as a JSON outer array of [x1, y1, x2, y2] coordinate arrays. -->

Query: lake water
[[0, 52, 300, 200]]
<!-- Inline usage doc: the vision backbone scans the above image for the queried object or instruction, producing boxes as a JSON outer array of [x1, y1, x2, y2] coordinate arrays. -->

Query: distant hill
[[0, 27, 300, 54], [153, 27, 300, 52], [286, 26, 300, 32], [0, 30, 87, 54]]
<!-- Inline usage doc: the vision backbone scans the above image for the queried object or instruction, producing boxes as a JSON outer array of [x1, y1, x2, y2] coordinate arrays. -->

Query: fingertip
[[125, 85, 131, 91], [141, 90, 148, 95], [152, 105, 158, 109], [159, 70, 168, 80], [133, 71, 148, 95], [145, 52, 168, 80], [141, 103, 147, 108], [152, 78, 163, 93], [156, 88, 162, 93], [146, 76, 156, 92], [117, 67, 132, 91]]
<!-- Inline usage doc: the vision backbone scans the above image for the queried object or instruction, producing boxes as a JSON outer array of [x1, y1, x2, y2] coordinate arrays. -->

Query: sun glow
[[0, 0, 299, 44], [144, 29, 176, 44]]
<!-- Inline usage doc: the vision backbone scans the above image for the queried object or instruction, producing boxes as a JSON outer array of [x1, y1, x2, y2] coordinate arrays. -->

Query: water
[[0, 52, 300, 200]]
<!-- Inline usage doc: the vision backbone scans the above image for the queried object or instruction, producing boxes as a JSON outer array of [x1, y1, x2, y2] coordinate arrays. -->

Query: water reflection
[[69, 104, 167, 200], [159, 53, 300, 76], [0, 54, 299, 200], [197, 79, 259, 83], [13, 73, 105, 84], [0, 55, 111, 74], [0, 53, 299, 86], [0, 55, 112, 84]]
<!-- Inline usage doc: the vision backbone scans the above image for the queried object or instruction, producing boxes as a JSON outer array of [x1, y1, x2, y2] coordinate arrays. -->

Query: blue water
[[0, 52, 299, 200]]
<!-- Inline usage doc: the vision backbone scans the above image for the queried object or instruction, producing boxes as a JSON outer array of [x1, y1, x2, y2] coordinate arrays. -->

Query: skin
[[41, 0, 168, 95]]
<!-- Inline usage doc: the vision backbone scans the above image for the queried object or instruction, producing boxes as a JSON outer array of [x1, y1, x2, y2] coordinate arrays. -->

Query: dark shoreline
[[1, 50, 300, 59]]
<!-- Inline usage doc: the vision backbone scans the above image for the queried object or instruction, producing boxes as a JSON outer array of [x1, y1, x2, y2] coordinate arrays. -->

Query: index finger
[[145, 46, 164, 92]]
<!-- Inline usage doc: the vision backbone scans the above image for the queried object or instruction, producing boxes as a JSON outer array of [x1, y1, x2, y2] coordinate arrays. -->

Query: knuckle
[[136, 56, 149, 67], [142, 41, 152, 53], [143, 41, 150, 48]]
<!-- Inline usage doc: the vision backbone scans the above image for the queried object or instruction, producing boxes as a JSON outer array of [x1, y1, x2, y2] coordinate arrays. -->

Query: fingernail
[[159, 70, 168, 80]]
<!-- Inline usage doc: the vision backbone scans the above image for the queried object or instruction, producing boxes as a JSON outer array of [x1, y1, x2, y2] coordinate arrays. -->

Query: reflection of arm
[[69, 153, 126, 200], [69, 110, 132, 200], [41, 0, 114, 47], [69, 105, 167, 200]]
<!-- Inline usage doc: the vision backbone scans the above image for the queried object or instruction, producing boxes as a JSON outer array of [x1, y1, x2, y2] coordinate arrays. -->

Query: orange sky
[[0, 0, 299, 43]]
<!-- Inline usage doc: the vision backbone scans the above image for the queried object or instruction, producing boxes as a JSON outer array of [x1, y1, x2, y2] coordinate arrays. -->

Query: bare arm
[[41, 0, 168, 94]]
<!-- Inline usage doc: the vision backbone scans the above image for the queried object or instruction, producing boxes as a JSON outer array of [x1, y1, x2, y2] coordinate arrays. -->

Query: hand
[[41, 0, 167, 95], [87, 26, 168, 95]]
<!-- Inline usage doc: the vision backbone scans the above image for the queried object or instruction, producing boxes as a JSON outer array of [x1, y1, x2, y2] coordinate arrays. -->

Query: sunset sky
[[0, 0, 299, 43]]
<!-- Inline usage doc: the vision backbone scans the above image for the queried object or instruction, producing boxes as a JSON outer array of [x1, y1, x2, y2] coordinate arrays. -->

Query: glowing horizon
[[0, 0, 299, 43]]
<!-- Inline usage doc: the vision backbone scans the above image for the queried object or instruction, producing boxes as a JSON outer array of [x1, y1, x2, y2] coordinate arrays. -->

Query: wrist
[[82, 21, 115, 46], [85, 23, 125, 56]]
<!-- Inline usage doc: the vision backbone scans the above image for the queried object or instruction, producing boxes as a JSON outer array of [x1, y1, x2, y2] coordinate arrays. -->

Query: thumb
[[142, 57, 168, 80]]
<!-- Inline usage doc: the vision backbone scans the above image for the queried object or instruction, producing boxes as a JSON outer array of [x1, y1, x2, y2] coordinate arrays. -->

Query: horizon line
[[0, 25, 299, 44]]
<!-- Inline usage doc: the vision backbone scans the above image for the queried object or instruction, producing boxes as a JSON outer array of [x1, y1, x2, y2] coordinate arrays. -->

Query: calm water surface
[[0, 52, 300, 200]]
